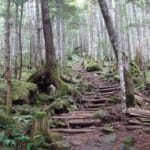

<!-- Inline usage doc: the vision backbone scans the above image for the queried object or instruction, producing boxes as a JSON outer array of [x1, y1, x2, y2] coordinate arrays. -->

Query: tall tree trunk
[[41, 0, 56, 68], [36, 0, 43, 66], [14, 0, 19, 79], [4, 0, 12, 109], [28, 0, 35, 68], [18, 0, 24, 80], [98, 0, 135, 111], [98, 0, 118, 62]]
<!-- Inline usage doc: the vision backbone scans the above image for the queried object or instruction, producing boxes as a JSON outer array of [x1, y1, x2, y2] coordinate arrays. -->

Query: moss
[[0, 97, 4, 104], [108, 96, 118, 103], [85, 62, 101, 72], [114, 74, 120, 81], [12, 80, 37, 102], [34, 111, 47, 120], [126, 92, 136, 108], [122, 136, 135, 146], [101, 127, 115, 134], [56, 83, 71, 97], [0, 111, 16, 127]]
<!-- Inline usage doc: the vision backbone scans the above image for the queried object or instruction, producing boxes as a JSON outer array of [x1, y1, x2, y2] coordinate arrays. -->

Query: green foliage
[[13, 115, 33, 134], [0, 132, 16, 147], [27, 134, 51, 150], [0, 111, 16, 128]]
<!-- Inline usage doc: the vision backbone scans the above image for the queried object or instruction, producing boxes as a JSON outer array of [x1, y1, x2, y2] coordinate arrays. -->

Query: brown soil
[[50, 61, 150, 150]]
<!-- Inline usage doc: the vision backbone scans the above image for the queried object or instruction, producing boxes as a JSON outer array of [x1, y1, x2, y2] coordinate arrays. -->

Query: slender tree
[[4, 0, 12, 109], [14, 0, 19, 79], [98, 0, 135, 111], [18, 0, 24, 80]]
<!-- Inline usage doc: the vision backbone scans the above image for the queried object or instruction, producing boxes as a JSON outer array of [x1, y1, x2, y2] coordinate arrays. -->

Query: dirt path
[[50, 61, 150, 150]]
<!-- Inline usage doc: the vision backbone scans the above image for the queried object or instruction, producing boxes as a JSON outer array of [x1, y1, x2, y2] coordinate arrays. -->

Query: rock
[[55, 141, 71, 150], [98, 134, 117, 144], [122, 136, 135, 146], [119, 144, 139, 150], [93, 109, 109, 119], [70, 139, 83, 146]]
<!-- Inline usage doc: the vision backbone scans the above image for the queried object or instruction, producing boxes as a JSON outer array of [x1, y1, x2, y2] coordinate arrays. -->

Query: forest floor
[[50, 61, 150, 150]]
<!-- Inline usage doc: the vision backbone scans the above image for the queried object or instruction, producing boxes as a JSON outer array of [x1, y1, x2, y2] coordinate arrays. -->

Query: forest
[[0, 0, 150, 150]]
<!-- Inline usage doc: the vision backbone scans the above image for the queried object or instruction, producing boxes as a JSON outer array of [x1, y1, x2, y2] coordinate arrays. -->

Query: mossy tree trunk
[[124, 67, 136, 109], [28, 0, 70, 95]]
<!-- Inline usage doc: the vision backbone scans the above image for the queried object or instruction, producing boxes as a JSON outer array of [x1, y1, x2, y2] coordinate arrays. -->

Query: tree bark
[[41, 0, 56, 68], [4, 0, 12, 109], [18, 0, 24, 80], [98, 0, 118, 62], [14, 0, 19, 79], [98, 0, 135, 111]]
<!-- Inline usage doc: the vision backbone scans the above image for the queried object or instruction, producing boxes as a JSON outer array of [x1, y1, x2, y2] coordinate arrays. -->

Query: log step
[[82, 98, 108, 104], [69, 119, 101, 127], [84, 103, 105, 108], [50, 128, 96, 134]]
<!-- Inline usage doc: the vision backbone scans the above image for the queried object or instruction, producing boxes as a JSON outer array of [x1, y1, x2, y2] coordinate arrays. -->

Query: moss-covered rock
[[49, 132, 62, 142], [12, 80, 37, 103], [46, 97, 76, 115], [101, 126, 115, 134], [85, 62, 101, 72], [108, 96, 118, 103]]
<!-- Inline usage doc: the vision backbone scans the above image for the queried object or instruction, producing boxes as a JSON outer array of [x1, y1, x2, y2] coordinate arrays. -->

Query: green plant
[[0, 131, 16, 147]]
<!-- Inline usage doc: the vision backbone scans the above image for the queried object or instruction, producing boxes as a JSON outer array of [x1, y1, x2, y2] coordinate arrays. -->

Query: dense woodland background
[[0, 0, 150, 150]]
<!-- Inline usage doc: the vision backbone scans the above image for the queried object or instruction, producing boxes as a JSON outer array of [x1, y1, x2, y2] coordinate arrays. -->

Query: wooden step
[[50, 114, 92, 120], [50, 128, 96, 134], [82, 98, 108, 104], [69, 119, 101, 128], [84, 103, 105, 108]]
